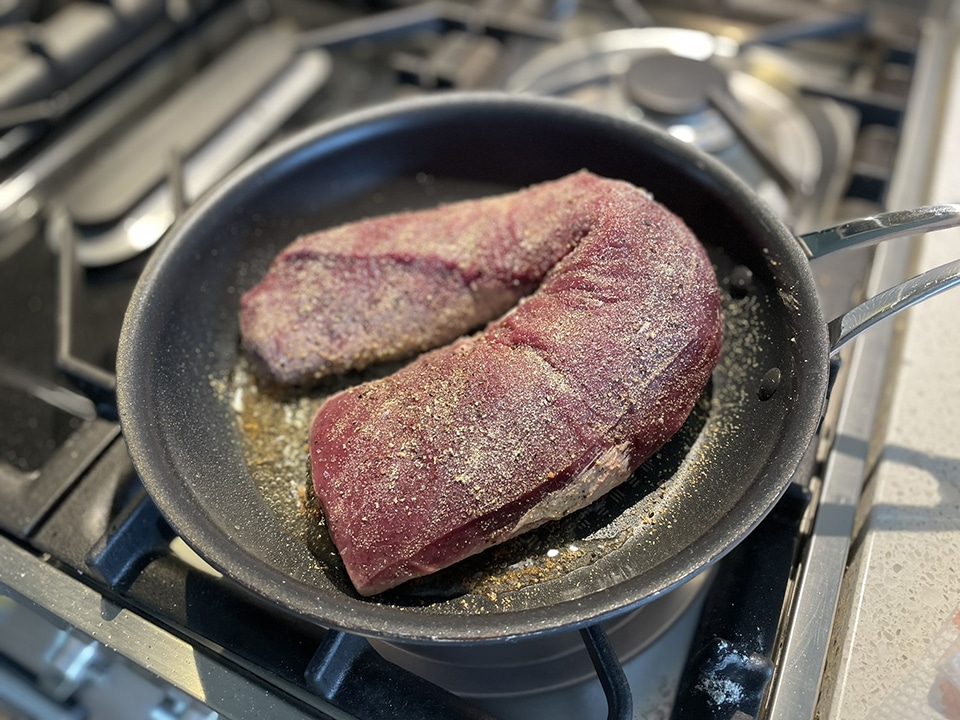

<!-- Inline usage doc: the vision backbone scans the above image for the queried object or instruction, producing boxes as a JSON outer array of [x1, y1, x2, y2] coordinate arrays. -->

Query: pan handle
[[798, 204, 960, 259], [828, 259, 960, 355]]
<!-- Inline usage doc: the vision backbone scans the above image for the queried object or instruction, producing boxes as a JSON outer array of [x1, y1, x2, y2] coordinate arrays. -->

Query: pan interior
[[118, 96, 827, 641]]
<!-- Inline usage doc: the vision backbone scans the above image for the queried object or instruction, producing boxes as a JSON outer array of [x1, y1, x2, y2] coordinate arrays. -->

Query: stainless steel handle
[[828, 259, 960, 355], [797, 204, 960, 355], [798, 204, 960, 259]]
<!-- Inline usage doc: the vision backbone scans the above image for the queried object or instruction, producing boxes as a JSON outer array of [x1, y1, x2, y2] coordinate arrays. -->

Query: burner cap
[[626, 53, 728, 116]]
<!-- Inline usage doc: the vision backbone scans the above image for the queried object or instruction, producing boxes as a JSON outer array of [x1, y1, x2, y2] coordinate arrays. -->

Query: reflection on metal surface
[[0, 535, 343, 720], [798, 202, 960, 354], [506, 29, 737, 94], [0, 0, 262, 239], [828, 258, 960, 354], [0, 661, 84, 720], [800, 203, 960, 259], [0, 593, 219, 720], [0, 360, 96, 420], [65, 46, 332, 267], [505, 27, 826, 224]]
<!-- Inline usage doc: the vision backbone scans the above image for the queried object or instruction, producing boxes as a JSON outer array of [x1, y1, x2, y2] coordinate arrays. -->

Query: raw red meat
[[308, 172, 723, 596], [239, 174, 597, 386]]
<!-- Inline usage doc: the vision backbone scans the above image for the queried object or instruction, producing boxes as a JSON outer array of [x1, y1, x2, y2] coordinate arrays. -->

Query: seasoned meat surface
[[307, 172, 723, 596], [240, 173, 597, 386]]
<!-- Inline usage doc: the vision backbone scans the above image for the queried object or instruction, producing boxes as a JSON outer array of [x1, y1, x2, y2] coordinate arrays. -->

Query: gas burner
[[624, 53, 735, 153], [504, 28, 740, 127], [505, 28, 851, 226], [626, 53, 727, 116]]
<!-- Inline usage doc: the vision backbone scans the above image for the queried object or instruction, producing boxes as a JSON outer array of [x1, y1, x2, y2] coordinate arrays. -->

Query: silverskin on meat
[[303, 172, 723, 596]]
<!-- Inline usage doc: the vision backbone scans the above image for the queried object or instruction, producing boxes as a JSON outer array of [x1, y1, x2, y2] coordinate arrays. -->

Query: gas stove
[[0, 2, 956, 719]]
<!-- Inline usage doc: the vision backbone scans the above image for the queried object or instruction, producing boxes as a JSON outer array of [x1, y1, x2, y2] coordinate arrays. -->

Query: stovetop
[[0, 2, 950, 719]]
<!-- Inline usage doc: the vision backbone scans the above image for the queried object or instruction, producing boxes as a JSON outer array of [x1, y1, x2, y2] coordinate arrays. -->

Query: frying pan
[[116, 93, 960, 643]]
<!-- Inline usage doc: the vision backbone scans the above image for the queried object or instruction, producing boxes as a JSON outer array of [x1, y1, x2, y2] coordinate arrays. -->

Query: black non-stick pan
[[116, 93, 960, 643]]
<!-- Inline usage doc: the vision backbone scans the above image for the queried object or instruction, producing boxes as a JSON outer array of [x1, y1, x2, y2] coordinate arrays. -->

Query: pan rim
[[117, 91, 829, 643]]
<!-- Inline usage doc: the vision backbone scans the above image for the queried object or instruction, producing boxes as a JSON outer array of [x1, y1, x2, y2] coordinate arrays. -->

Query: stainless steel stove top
[[1, 2, 955, 719]]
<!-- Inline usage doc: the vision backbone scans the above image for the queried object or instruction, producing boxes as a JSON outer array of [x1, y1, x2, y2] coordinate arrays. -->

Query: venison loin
[[240, 172, 598, 386], [297, 171, 723, 596]]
